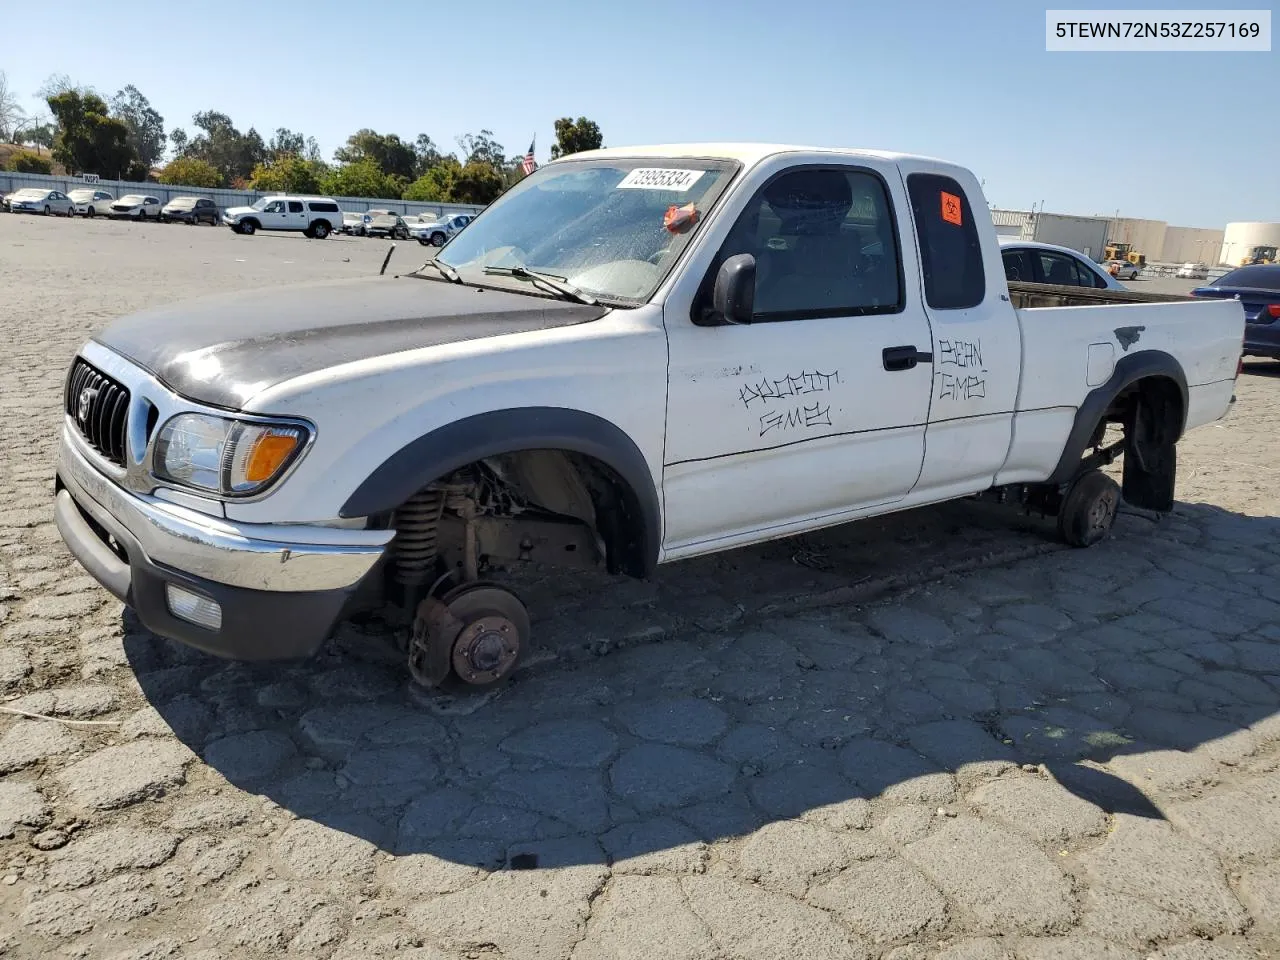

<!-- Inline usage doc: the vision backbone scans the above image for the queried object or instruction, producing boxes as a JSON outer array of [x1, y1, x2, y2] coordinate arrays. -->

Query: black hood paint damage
[[93, 275, 609, 410]]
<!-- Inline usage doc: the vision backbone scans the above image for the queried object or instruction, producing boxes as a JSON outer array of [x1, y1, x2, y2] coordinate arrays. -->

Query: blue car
[[1190, 264, 1280, 360]]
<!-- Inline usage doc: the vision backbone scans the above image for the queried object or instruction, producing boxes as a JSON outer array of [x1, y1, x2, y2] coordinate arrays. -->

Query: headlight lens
[[153, 414, 308, 496]]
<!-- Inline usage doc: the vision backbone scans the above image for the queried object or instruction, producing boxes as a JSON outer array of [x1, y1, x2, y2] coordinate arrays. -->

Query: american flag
[[520, 138, 537, 175]]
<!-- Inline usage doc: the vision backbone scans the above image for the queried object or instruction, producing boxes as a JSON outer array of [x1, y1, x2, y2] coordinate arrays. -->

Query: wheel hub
[[451, 615, 519, 684]]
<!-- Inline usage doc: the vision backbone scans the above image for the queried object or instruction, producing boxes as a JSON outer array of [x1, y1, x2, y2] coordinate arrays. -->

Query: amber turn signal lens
[[244, 432, 300, 483]]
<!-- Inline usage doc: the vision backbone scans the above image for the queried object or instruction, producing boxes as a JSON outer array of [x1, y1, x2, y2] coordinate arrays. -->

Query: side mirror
[[708, 253, 756, 325]]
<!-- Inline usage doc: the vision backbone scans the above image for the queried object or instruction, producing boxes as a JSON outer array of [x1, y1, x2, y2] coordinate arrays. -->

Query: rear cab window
[[906, 173, 985, 309], [288, 201, 305, 213]]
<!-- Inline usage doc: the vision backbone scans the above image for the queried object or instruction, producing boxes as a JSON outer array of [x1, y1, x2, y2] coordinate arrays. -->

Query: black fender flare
[[339, 407, 662, 577], [1045, 349, 1188, 486]]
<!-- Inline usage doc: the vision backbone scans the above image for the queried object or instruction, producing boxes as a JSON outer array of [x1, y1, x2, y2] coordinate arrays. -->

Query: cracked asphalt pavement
[[1, 215, 1279, 959]]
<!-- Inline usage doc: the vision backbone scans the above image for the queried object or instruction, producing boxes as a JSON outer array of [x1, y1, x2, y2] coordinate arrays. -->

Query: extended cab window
[[907, 173, 984, 310], [288, 201, 304, 213], [715, 167, 903, 322]]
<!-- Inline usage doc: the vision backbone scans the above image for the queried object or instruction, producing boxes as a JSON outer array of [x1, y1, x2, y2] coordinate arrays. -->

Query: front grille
[[65, 358, 130, 467]]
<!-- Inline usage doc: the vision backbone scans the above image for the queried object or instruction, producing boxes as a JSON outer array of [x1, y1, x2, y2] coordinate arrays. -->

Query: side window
[[713, 167, 903, 322], [288, 201, 304, 213], [1038, 252, 1084, 287], [1002, 248, 1036, 283], [906, 173, 985, 309], [1079, 259, 1108, 288]]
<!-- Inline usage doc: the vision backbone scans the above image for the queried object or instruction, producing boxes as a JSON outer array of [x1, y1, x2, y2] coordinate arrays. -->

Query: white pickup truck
[[53, 143, 1245, 689]]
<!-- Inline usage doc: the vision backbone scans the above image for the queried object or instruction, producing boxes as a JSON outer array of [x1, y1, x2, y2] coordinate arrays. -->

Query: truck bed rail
[[1008, 281, 1194, 308]]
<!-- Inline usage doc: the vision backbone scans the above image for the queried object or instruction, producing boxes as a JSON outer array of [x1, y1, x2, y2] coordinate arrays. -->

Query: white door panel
[[894, 160, 1021, 492], [661, 156, 936, 552], [664, 425, 927, 548]]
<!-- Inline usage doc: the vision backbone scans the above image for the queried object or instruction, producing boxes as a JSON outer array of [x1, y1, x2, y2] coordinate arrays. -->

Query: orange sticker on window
[[941, 191, 963, 226]]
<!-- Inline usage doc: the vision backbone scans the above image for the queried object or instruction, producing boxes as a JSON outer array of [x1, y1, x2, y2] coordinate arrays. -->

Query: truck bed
[[993, 282, 1244, 487]]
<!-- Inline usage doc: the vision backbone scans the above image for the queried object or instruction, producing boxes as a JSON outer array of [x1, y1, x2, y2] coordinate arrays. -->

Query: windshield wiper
[[417, 258, 463, 283], [482, 265, 597, 305]]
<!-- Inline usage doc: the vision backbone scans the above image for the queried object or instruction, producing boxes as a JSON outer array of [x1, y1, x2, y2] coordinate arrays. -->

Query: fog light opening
[[165, 584, 222, 630]]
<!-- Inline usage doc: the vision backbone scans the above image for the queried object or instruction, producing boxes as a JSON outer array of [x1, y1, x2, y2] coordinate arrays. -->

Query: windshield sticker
[[617, 168, 706, 191], [941, 191, 963, 226], [663, 202, 699, 233]]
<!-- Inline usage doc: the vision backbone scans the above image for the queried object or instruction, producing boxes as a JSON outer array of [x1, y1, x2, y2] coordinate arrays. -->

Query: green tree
[[550, 117, 603, 159], [268, 127, 320, 162], [17, 118, 55, 154], [157, 156, 223, 187], [321, 157, 406, 199], [334, 129, 416, 180], [413, 134, 445, 177], [110, 84, 165, 168], [249, 154, 328, 193], [450, 160, 505, 205], [169, 127, 188, 156], [46, 89, 135, 177], [180, 111, 265, 182], [456, 130, 504, 167], [7, 150, 52, 173], [403, 156, 462, 201]]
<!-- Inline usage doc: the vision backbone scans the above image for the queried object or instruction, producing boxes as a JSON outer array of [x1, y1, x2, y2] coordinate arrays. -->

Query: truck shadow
[[125, 498, 1280, 869]]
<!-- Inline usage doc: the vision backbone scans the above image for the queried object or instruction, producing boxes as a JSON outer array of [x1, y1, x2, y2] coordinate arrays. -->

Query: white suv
[[222, 195, 343, 239]]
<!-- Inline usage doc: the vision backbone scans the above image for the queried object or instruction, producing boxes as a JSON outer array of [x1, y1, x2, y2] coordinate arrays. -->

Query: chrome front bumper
[[56, 426, 393, 594]]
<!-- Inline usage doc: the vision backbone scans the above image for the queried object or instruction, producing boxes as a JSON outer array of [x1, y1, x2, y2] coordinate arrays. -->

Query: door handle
[[882, 345, 934, 372]]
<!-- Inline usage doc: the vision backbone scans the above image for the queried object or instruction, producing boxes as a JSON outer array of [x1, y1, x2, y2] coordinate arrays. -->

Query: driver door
[[661, 160, 935, 554]]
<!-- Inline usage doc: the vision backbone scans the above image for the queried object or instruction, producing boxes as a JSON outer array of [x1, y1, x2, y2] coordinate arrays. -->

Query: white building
[[1220, 222, 1280, 267]]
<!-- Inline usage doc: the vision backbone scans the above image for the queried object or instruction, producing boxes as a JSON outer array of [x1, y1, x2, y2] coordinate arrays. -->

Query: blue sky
[[3, 0, 1274, 227]]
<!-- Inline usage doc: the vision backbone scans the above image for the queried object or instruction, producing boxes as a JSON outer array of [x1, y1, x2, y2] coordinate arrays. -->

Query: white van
[[222, 195, 343, 238]]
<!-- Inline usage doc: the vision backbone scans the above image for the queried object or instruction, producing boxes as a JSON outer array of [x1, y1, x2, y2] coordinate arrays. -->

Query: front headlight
[[152, 413, 310, 497]]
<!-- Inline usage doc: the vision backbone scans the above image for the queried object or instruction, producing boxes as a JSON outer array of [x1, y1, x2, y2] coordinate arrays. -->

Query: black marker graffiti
[[759, 403, 832, 437], [935, 338, 988, 401], [739, 370, 840, 408], [938, 374, 987, 401], [937, 338, 983, 369]]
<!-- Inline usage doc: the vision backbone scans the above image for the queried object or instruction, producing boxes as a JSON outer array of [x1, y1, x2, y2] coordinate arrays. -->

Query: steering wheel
[[646, 247, 673, 265]]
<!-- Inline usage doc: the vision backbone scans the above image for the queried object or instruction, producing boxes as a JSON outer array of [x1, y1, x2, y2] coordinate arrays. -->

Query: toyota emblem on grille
[[77, 387, 98, 424]]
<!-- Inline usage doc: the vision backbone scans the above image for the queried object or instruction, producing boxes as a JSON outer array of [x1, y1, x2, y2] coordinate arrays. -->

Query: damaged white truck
[[54, 143, 1245, 689]]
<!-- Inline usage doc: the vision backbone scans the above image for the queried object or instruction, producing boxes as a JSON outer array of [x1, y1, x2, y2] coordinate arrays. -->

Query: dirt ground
[[1, 214, 1278, 960]]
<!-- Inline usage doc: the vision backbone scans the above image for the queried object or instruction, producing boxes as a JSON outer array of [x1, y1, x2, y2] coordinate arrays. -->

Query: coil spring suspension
[[391, 483, 474, 587]]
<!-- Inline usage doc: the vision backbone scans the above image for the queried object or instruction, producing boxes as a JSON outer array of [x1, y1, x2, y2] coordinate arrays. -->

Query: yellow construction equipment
[[1104, 242, 1146, 266], [1239, 245, 1277, 266]]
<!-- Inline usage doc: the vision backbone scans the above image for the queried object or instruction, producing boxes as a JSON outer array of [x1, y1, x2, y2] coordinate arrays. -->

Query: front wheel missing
[[407, 581, 529, 690]]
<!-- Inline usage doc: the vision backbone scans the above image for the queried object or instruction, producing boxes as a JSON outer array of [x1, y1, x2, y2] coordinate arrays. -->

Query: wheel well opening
[[383, 448, 653, 598]]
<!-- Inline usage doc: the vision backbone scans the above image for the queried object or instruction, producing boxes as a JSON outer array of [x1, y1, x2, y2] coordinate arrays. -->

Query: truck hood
[[91, 275, 609, 410]]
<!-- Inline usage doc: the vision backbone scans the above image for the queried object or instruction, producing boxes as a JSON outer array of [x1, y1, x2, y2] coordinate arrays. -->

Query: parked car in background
[[222, 196, 343, 238], [161, 196, 220, 225], [110, 195, 163, 220], [408, 212, 474, 246], [1177, 262, 1209, 279], [69, 188, 115, 218], [364, 210, 410, 240], [340, 211, 367, 236], [999, 237, 1125, 290], [7, 188, 76, 216], [1106, 259, 1141, 280], [1190, 264, 1280, 360]]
